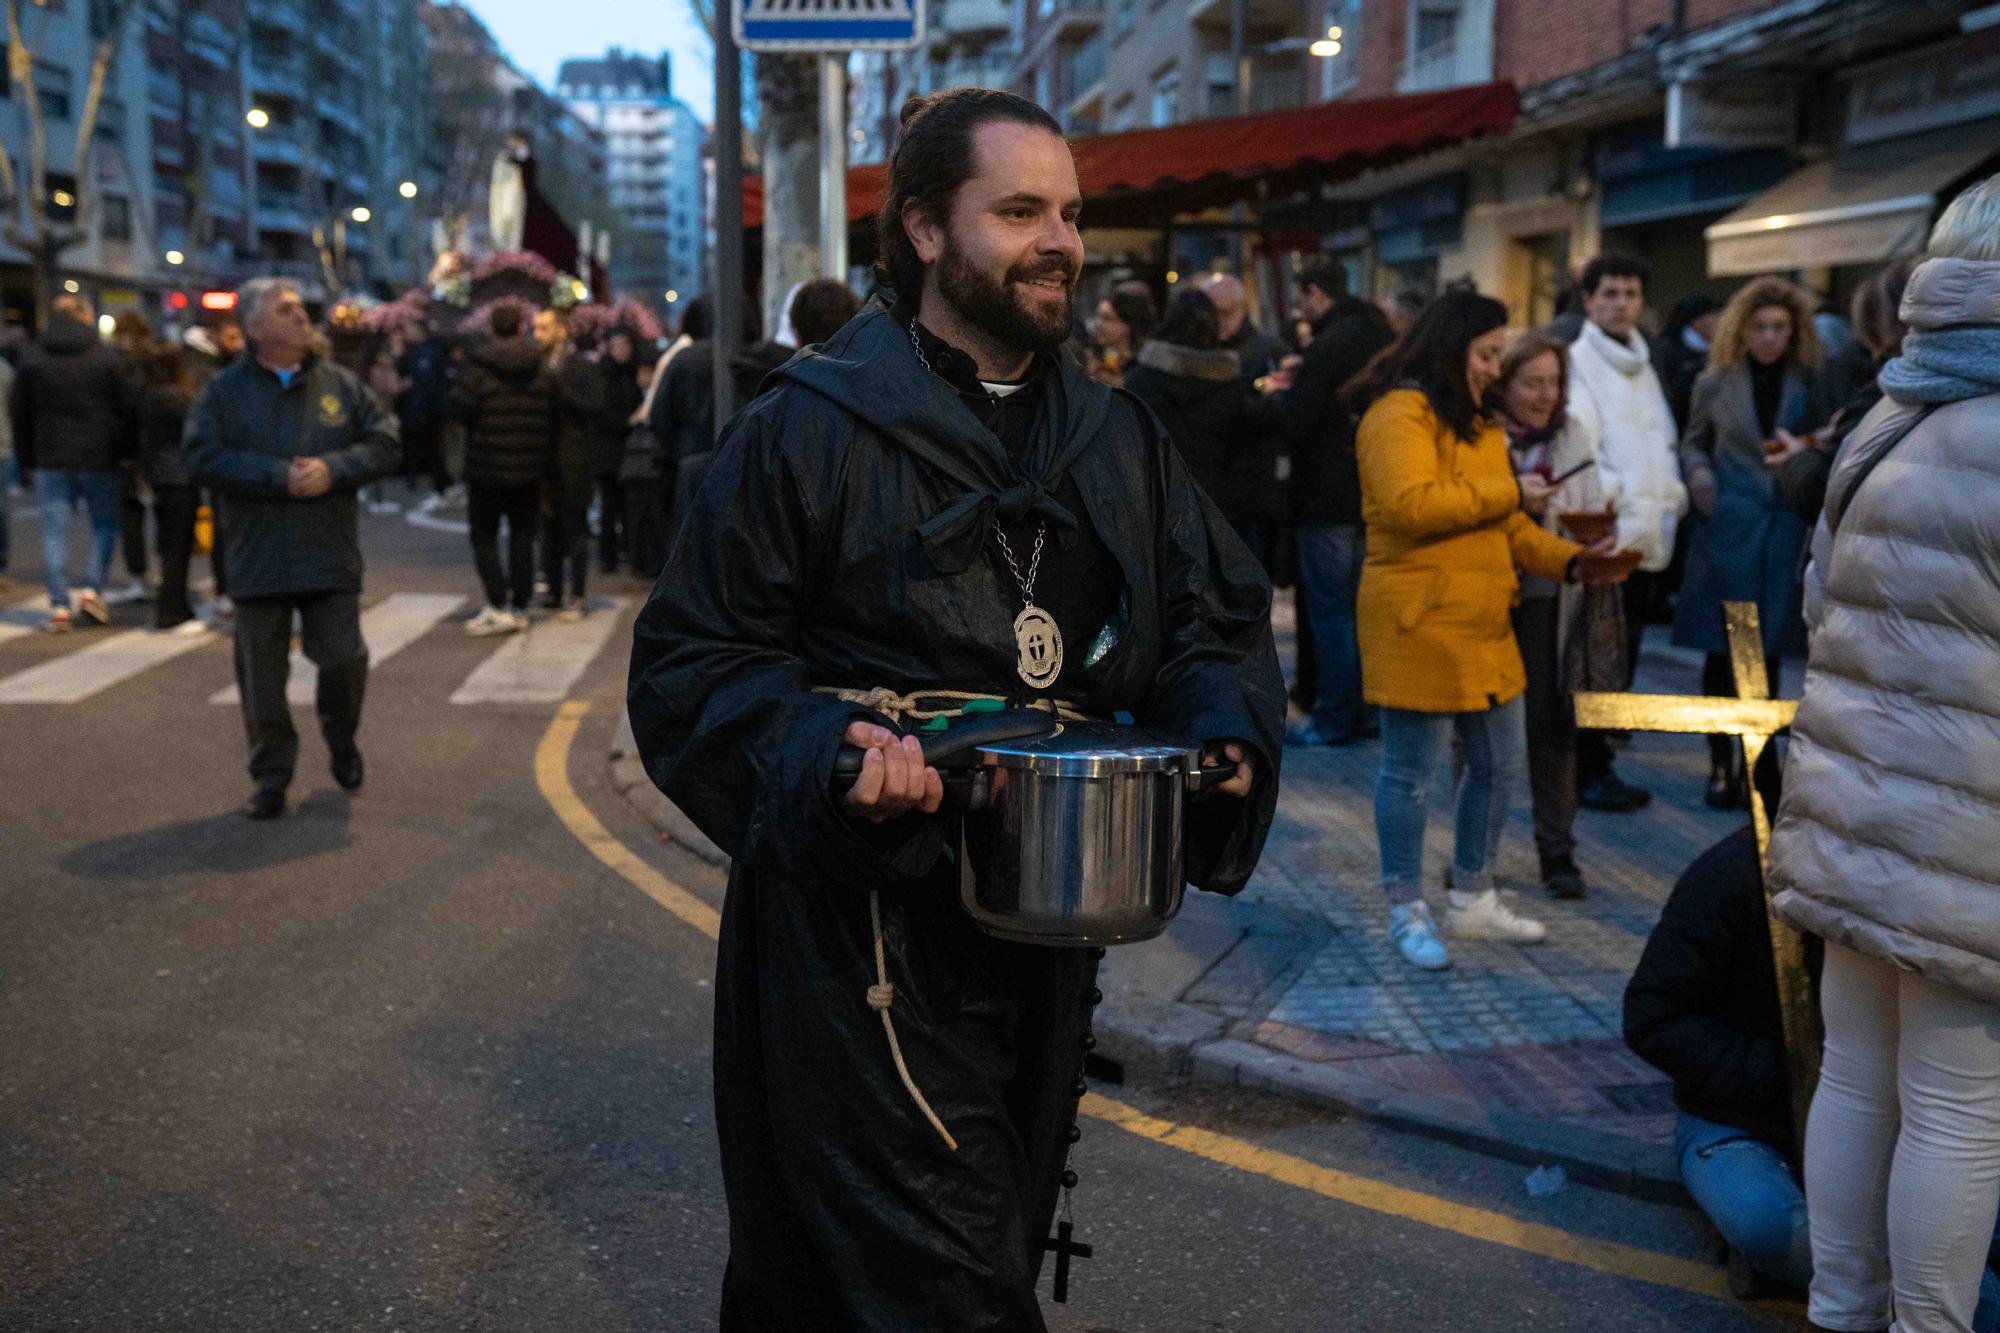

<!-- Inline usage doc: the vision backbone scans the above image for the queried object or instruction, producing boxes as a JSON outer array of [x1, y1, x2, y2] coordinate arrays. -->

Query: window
[[1111, 0, 1135, 41], [1150, 64, 1178, 127], [101, 194, 131, 240], [1319, 0, 1361, 98], [36, 61, 72, 120], [1203, 52, 1235, 117], [96, 96, 125, 144]]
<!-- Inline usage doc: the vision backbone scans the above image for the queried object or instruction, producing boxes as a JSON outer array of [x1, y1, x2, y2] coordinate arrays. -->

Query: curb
[[606, 714, 729, 867], [1093, 1000, 1686, 1206], [601, 719, 1683, 1203]]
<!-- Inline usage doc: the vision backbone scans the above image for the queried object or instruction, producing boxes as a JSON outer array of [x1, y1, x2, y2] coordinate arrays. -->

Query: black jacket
[[1284, 298, 1395, 526], [591, 359, 644, 479], [11, 317, 137, 472], [547, 348, 603, 497], [628, 297, 1283, 1330], [1124, 339, 1282, 543], [1624, 828, 1821, 1155], [137, 383, 194, 490], [185, 356, 400, 599], [647, 336, 791, 526], [451, 336, 553, 487]]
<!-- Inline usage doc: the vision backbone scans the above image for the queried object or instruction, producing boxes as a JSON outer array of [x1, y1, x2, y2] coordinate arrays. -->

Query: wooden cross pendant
[[1043, 1218, 1093, 1302]]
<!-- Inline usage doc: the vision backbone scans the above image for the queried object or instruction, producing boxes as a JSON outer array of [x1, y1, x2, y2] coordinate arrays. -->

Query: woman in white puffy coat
[[1768, 174, 2000, 1333]]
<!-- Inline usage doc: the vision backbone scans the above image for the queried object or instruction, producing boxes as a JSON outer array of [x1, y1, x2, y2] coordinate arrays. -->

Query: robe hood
[[771, 298, 1114, 573]]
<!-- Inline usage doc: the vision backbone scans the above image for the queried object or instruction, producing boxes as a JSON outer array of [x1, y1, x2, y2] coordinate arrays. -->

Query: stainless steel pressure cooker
[[832, 710, 1231, 947]]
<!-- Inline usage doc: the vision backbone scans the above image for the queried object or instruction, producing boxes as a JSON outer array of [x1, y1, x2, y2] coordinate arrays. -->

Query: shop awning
[[1704, 123, 1999, 276], [743, 81, 1518, 231]]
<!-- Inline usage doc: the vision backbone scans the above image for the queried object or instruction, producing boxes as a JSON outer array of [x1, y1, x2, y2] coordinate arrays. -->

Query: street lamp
[[165, 249, 185, 265], [664, 289, 678, 303], [245, 107, 270, 129], [398, 180, 418, 199], [1309, 25, 1343, 57], [50, 189, 73, 208], [349, 206, 371, 223]]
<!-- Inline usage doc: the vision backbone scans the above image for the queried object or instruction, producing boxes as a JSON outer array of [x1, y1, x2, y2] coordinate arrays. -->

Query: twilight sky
[[462, 0, 717, 124]]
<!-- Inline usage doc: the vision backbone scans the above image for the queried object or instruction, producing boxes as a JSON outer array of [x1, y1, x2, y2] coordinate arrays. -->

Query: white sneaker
[[76, 588, 111, 625], [556, 597, 586, 623], [1446, 889, 1547, 945], [104, 581, 149, 605], [464, 605, 517, 637], [506, 609, 531, 632], [1387, 902, 1452, 971]]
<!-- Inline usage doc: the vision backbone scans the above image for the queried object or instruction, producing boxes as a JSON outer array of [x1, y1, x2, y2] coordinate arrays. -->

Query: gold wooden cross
[[1574, 601, 1816, 1134]]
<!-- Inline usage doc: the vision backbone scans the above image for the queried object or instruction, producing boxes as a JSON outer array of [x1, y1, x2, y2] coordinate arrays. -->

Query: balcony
[[313, 92, 366, 136], [248, 57, 305, 101], [312, 26, 364, 69], [251, 129, 305, 168], [1033, 0, 1101, 42], [247, 0, 306, 28], [254, 198, 313, 235], [929, 0, 1010, 49]]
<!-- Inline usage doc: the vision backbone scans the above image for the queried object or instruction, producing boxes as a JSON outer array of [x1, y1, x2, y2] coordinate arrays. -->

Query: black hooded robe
[[628, 300, 1285, 1331]]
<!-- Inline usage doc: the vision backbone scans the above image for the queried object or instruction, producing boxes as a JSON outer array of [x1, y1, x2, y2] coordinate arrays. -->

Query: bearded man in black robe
[[628, 88, 1284, 1331]]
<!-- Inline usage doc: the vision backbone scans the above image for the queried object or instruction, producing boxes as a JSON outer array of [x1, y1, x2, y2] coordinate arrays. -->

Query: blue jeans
[[1677, 1113, 1814, 1290], [33, 468, 120, 609], [1375, 694, 1526, 904], [1678, 1113, 2000, 1325], [1296, 522, 1365, 738]]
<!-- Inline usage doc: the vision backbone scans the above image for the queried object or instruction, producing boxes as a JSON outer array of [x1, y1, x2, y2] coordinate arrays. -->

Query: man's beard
[[933, 232, 1076, 355]]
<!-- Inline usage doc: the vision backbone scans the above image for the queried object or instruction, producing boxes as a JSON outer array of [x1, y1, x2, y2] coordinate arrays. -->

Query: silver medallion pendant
[[1014, 604, 1064, 689]]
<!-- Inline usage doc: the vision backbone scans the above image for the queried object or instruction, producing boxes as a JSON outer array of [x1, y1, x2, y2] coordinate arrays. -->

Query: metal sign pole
[[819, 53, 848, 281], [713, 0, 744, 434]]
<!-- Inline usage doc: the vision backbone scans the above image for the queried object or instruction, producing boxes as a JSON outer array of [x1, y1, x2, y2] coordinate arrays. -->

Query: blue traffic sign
[[735, 0, 924, 52]]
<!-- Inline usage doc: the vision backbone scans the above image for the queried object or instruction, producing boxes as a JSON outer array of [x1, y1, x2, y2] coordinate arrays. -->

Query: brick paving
[[1227, 601, 1795, 1146]]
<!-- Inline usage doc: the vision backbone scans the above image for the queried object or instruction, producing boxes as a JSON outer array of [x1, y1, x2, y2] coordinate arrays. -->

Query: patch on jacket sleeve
[[318, 392, 348, 427]]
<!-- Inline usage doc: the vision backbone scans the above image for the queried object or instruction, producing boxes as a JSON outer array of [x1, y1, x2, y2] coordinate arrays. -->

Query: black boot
[[1540, 855, 1586, 900]]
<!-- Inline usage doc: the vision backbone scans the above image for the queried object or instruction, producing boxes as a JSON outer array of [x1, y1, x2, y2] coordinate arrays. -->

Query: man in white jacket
[[1563, 254, 1688, 813]]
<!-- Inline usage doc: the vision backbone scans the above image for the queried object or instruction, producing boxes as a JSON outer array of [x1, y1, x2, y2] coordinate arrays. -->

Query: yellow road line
[[1080, 1092, 1743, 1301], [534, 700, 722, 940], [534, 705, 1778, 1309]]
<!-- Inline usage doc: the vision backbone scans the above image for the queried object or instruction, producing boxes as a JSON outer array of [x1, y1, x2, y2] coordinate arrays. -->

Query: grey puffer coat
[[1769, 256, 2000, 1004]]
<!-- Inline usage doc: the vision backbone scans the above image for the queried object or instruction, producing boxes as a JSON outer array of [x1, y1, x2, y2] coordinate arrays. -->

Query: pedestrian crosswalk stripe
[[0, 592, 51, 644], [0, 621, 220, 703], [208, 593, 463, 706], [449, 596, 631, 705]]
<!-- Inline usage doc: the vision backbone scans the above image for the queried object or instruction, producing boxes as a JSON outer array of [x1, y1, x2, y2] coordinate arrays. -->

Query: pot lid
[[974, 721, 1203, 776]]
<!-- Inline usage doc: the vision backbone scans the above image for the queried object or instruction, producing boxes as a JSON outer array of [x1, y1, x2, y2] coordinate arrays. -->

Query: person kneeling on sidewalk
[[186, 277, 399, 820], [1624, 827, 2000, 1323]]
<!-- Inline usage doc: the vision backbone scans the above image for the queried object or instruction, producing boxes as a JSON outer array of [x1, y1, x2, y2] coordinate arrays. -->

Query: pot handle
[[1187, 750, 1243, 797], [830, 708, 1060, 792]]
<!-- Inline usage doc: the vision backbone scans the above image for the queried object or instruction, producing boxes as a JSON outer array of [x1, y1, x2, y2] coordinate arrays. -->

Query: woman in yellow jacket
[[1355, 292, 1637, 970]]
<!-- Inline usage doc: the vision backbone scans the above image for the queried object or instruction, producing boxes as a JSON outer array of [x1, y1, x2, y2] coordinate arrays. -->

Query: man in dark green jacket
[[186, 277, 399, 819]]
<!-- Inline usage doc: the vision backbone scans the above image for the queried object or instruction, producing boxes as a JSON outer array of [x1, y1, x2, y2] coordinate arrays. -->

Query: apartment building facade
[[0, 0, 440, 323], [558, 48, 709, 315], [850, 0, 1016, 165]]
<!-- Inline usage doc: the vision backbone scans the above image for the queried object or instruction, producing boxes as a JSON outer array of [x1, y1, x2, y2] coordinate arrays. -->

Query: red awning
[[742, 81, 1516, 230]]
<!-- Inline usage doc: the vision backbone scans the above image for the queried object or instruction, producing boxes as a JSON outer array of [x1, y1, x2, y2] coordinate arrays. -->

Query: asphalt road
[[0, 504, 1805, 1331]]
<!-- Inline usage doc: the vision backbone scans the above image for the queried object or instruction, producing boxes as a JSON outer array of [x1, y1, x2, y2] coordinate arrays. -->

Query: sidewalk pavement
[[607, 614, 1782, 1201]]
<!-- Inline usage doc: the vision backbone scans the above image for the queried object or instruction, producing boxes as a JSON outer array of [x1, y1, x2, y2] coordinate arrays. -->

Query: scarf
[[1879, 325, 2000, 405], [1580, 319, 1649, 377]]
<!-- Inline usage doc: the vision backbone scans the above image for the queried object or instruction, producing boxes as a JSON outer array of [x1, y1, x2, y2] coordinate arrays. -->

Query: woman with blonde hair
[[1769, 170, 2000, 1333], [1672, 275, 1824, 809], [1492, 330, 1623, 900]]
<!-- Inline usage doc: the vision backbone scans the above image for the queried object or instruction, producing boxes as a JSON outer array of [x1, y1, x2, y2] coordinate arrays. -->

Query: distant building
[[558, 47, 709, 318], [851, 0, 1014, 166], [0, 0, 437, 323]]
